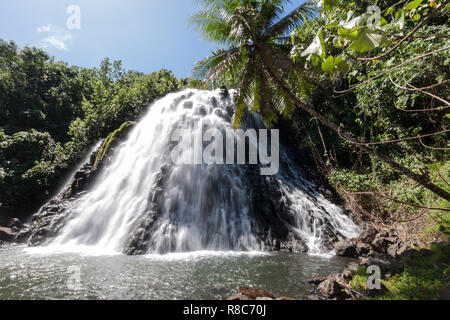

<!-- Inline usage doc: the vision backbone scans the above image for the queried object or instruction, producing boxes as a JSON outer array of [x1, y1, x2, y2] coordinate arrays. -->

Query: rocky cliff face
[[14, 142, 318, 254], [4, 90, 358, 255]]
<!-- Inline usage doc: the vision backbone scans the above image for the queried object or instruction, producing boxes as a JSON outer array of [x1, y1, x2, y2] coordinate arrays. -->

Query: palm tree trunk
[[263, 62, 450, 202]]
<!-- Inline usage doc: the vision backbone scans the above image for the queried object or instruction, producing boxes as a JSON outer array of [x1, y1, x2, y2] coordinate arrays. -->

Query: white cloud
[[36, 24, 53, 33], [36, 24, 73, 51], [40, 34, 72, 51]]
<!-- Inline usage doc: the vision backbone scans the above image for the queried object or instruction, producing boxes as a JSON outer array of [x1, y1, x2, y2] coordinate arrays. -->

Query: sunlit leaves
[[336, 11, 388, 53], [339, 25, 387, 53], [192, 0, 317, 128], [301, 28, 325, 58], [321, 55, 349, 73], [405, 0, 423, 10], [322, 0, 339, 12], [193, 48, 242, 86]]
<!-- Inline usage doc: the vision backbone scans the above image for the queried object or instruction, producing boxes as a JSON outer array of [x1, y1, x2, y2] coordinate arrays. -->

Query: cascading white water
[[47, 89, 358, 255]]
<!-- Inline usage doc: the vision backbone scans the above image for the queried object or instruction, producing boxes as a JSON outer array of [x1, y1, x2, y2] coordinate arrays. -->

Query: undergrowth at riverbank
[[93, 121, 135, 169], [350, 243, 450, 300], [329, 160, 450, 246]]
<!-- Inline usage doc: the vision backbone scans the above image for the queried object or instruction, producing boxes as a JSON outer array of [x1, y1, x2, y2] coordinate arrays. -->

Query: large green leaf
[[405, 0, 423, 10], [334, 56, 350, 72], [301, 28, 325, 58], [339, 26, 387, 53], [321, 55, 350, 73], [351, 28, 386, 53], [338, 26, 362, 40], [321, 56, 335, 72]]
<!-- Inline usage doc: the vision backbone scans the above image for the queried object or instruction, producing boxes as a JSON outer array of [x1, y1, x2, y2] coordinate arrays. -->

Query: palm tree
[[191, 0, 450, 201], [191, 0, 316, 125]]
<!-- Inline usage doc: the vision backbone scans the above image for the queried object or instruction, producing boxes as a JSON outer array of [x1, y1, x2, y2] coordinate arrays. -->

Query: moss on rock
[[93, 121, 136, 170], [350, 243, 450, 300]]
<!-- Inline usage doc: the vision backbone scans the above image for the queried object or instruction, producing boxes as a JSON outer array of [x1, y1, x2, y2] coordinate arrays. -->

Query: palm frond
[[229, 6, 259, 43], [273, 82, 295, 118], [194, 0, 241, 11], [259, 0, 292, 30], [189, 9, 233, 45], [265, 2, 317, 37], [203, 48, 244, 86], [192, 48, 239, 82], [233, 60, 256, 128]]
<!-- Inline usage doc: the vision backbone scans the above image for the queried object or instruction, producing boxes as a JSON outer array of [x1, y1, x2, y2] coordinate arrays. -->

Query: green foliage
[[381, 243, 450, 300], [350, 244, 450, 300], [191, 0, 318, 127], [0, 40, 90, 142], [93, 121, 135, 169], [287, 0, 450, 238], [0, 40, 181, 211], [329, 160, 450, 236], [0, 129, 67, 207], [349, 266, 369, 291]]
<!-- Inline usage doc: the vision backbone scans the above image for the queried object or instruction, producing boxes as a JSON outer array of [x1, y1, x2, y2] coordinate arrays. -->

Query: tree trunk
[[263, 62, 450, 202]]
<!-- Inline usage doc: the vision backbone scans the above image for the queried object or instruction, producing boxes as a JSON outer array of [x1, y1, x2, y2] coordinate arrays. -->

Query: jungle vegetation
[[0, 0, 448, 248], [191, 0, 449, 240], [0, 42, 183, 213]]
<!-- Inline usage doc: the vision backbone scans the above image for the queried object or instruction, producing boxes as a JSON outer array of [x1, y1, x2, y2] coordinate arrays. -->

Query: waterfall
[[37, 89, 358, 255]]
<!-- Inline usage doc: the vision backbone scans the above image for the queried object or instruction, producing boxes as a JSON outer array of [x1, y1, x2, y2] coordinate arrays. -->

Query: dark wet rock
[[279, 231, 307, 253], [8, 218, 23, 229], [387, 241, 410, 258], [309, 275, 328, 285], [26, 196, 68, 246], [28, 226, 56, 246], [183, 100, 193, 109], [0, 227, 14, 241], [24, 140, 109, 246], [209, 96, 218, 108], [367, 249, 377, 257], [247, 165, 343, 254], [371, 233, 396, 253], [360, 253, 404, 279], [334, 240, 358, 258], [359, 226, 378, 244], [341, 262, 359, 280], [219, 86, 229, 98], [123, 167, 168, 255], [320, 223, 341, 251], [14, 227, 32, 243], [317, 273, 351, 300], [356, 241, 371, 256]]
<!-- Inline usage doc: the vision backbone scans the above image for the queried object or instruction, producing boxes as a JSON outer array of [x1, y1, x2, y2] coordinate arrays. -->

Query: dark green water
[[0, 245, 350, 300]]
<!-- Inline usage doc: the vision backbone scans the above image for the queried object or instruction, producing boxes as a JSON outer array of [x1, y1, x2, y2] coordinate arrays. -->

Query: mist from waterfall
[[41, 89, 358, 255]]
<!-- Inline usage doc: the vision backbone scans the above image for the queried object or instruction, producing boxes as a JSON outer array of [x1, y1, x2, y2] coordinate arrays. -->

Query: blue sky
[[0, 0, 303, 78]]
